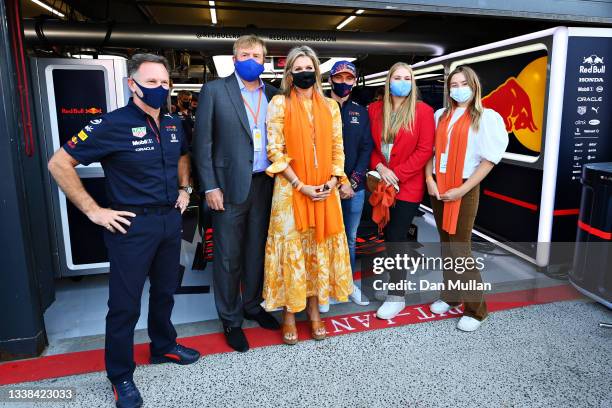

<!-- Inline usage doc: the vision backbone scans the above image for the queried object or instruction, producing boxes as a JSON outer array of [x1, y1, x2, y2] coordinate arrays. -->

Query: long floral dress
[[263, 94, 353, 313]]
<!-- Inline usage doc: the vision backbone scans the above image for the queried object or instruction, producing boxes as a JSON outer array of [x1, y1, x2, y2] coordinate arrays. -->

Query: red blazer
[[368, 100, 435, 202]]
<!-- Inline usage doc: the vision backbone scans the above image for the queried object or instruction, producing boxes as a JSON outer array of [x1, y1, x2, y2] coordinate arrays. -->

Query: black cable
[[34, 17, 52, 51], [100, 20, 115, 50]]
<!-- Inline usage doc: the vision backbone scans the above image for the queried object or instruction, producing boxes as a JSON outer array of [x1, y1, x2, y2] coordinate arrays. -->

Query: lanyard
[[241, 88, 262, 128], [146, 117, 161, 143]]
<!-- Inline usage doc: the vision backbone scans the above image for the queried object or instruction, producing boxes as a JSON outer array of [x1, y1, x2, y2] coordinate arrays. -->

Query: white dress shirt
[[433, 107, 509, 179]]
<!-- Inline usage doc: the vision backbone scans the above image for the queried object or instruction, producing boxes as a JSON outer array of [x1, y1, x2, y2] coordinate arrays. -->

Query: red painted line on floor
[[0, 284, 582, 386]]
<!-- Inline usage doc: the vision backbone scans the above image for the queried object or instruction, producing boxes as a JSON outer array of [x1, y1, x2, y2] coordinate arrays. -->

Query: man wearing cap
[[324, 60, 374, 312]]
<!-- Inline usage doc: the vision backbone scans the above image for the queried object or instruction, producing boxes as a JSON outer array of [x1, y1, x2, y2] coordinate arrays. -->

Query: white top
[[382, 142, 393, 163], [433, 107, 509, 179]]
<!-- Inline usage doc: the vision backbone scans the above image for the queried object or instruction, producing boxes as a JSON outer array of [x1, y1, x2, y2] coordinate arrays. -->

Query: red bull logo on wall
[[60, 107, 104, 115], [580, 54, 605, 74], [482, 56, 547, 153]]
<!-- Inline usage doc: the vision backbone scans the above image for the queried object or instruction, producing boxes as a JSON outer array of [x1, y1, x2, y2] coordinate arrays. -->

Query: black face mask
[[292, 71, 317, 89]]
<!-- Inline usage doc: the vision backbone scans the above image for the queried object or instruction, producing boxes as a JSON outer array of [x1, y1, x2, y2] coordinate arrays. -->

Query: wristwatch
[[179, 185, 193, 194]]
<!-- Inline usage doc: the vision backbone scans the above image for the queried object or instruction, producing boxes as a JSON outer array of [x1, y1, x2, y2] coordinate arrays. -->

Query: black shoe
[[112, 380, 143, 408], [223, 326, 249, 352], [244, 308, 281, 330], [150, 343, 201, 365]]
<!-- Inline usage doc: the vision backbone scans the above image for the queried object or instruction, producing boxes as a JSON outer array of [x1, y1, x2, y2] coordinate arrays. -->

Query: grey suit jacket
[[193, 73, 278, 204]]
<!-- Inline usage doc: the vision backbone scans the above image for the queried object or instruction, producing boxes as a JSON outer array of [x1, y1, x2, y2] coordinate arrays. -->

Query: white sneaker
[[319, 303, 330, 313], [457, 316, 484, 332], [429, 300, 451, 315], [376, 296, 405, 320], [349, 284, 370, 306]]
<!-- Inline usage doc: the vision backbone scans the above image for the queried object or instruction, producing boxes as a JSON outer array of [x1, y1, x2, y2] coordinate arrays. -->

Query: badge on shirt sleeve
[[77, 130, 88, 141], [67, 136, 79, 149], [253, 127, 263, 152], [68, 121, 98, 148]]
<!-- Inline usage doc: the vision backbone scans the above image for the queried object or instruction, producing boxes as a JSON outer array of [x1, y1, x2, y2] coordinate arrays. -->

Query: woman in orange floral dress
[[263, 45, 352, 344]]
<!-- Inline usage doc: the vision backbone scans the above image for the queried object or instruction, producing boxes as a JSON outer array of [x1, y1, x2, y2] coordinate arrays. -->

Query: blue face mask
[[331, 81, 353, 98], [133, 80, 169, 110], [234, 58, 265, 82], [450, 86, 473, 103], [390, 80, 412, 97]]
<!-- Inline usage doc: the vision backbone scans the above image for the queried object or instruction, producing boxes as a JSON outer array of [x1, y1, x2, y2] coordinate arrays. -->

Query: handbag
[[366, 170, 399, 193]]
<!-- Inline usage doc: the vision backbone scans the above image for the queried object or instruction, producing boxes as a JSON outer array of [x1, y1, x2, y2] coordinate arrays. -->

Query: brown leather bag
[[366, 170, 399, 193], [366, 171, 381, 193]]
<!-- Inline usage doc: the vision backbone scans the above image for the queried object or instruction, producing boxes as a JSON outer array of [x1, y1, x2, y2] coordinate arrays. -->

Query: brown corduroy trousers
[[430, 183, 488, 321]]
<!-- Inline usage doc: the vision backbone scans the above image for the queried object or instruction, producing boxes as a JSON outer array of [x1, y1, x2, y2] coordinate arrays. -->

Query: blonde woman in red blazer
[[368, 62, 435, 320]]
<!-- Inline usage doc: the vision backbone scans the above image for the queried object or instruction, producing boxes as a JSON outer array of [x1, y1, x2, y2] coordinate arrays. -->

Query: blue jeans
[[341, 189, 365, 275]]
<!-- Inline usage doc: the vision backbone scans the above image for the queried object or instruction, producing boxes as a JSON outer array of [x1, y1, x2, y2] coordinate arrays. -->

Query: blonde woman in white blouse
[[425, 65, 508, 332]]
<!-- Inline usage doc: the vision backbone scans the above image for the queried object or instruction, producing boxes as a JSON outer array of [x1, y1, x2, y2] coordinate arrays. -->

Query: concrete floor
[[11, 211, 610, 407], [43, 212, 565, 355], [1, 299, 610, 408]]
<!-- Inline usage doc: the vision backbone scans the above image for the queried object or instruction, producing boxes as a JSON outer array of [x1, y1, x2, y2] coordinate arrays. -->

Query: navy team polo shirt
[[63, 98, 189, 207]]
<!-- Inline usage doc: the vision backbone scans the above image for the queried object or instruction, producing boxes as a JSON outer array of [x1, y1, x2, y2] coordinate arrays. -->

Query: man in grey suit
[[193, 35, 279, 352]]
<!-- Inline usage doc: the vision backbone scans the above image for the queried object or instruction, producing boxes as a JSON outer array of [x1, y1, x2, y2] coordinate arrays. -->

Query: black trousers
[[104, 208, 181, 384], [211, 173, 273, 327], [384, 199, 420, 297]]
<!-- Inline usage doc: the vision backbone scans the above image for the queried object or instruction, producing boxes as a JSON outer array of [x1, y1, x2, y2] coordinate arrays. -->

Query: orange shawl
[[284, 89, 343, 242], [434, 109, 471, 235], [369, 182, 397, 233]]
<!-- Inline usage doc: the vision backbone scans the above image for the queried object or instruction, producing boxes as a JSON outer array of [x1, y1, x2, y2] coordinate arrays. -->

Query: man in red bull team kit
[[47, 53, 200, 408], [326, 60, 374, 311]]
